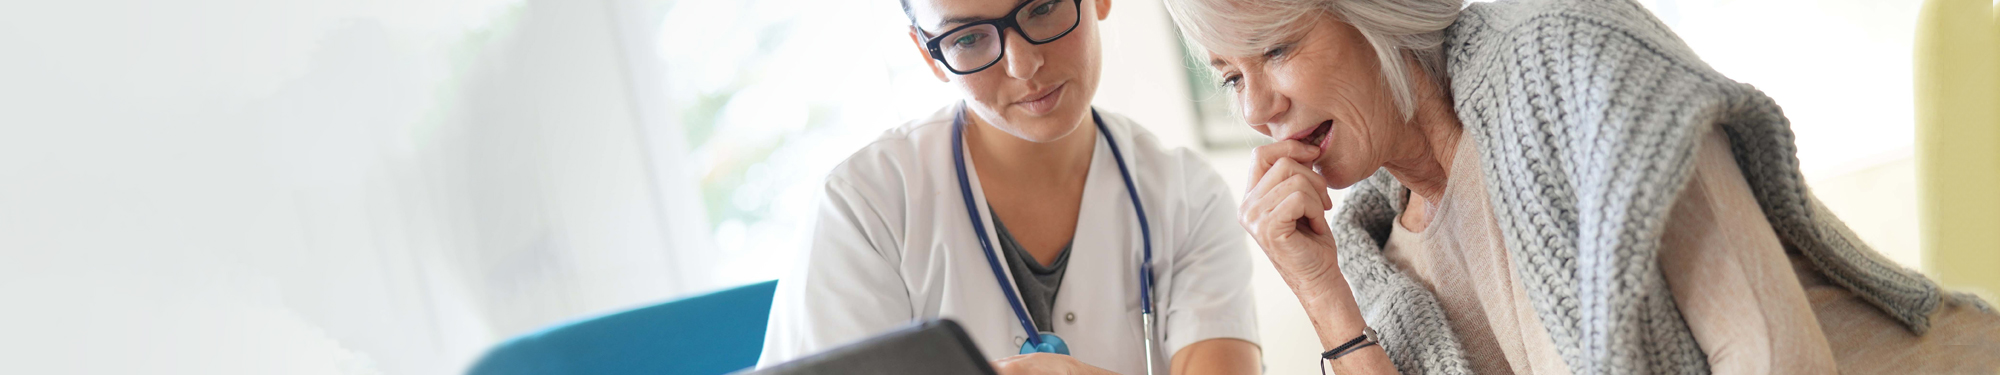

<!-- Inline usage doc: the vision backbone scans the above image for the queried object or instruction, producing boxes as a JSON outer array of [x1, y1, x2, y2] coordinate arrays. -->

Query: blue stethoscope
[[950, 103, 1159, 375]]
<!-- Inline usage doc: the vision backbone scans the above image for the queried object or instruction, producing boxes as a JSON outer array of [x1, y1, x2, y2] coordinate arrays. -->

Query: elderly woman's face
[[1209, 13, 1410, 189], [907, 0, 1111, 143]]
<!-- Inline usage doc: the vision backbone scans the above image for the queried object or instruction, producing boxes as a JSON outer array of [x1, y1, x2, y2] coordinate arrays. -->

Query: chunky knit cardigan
[[1331, 0, 1976, 374]]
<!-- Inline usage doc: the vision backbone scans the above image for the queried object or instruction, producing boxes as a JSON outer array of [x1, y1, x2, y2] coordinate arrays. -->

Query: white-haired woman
[[1162, 0, 2000, 373]]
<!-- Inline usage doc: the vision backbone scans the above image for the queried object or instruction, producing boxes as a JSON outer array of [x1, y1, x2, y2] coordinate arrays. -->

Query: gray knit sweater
[[1332, 0, 1973, 374]]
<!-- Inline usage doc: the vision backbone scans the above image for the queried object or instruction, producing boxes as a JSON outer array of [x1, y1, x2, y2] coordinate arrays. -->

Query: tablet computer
[[741, 319, 997, 375]]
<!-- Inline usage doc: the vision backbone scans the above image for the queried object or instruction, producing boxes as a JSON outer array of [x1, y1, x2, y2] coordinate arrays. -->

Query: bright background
[[0, 0, 1951, 374]]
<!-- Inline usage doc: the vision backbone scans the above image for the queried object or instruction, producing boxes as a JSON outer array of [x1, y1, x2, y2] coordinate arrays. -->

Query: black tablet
[[742, 319, 997, 375]]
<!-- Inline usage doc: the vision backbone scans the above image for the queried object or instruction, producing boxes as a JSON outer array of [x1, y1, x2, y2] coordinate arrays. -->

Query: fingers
[[1248, 140, 1321, 186], [1245, 157, 1332, 212], [1242, 173, 1329, 237], [1266, 177, 1324, 224], [1266, 190, 1335, 242], [989, 353, 1081, 375], [1240, 140, 1336, 250], [1269, 191, 1314, 236], [1303, 197, 1331, 235], [1245, 189, 1317, 247], [989, 357, 1026, 375]]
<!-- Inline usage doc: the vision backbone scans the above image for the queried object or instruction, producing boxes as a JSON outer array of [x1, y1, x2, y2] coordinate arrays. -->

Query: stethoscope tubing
[[950, 103, 1157, 369], [950, 106, 1046, 350]]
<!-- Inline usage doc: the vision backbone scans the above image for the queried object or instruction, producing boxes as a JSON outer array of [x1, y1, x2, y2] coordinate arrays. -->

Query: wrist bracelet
[[1319, 326, 1378, 375]]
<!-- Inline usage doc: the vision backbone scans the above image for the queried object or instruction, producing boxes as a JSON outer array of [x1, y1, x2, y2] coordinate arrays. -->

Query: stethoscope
[[950, 103, 1159, 375]]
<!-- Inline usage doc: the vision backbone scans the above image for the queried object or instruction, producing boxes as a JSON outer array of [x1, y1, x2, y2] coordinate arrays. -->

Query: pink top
[[1383, 125, 2000, 373], [1382, 125, 1848, 374]]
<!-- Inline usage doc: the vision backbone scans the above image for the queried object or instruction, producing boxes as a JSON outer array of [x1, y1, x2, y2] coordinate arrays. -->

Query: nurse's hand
[[989, 353, 1116, 375], [1240, 140, 1341, 293]]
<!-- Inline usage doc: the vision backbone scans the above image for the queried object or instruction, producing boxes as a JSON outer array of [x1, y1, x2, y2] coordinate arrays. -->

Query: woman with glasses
[[756, 0, 1262, 374]]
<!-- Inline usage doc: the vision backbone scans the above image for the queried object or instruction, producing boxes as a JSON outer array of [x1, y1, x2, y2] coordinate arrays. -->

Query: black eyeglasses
[[914, 0, 1082, 75]]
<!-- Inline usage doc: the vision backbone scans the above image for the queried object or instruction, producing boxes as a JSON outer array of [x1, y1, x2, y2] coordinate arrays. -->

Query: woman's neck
[[1381, 74, 1464, 207], [964, 110, 1096, 185]]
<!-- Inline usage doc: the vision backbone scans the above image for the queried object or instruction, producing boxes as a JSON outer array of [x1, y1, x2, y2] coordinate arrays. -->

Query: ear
[[909, 28, 950, 82], [1095, 0, 1111, 20]]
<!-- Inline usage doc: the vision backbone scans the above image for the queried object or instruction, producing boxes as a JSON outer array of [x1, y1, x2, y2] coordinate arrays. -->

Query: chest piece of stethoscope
[[1018, 332, 1071, 355]]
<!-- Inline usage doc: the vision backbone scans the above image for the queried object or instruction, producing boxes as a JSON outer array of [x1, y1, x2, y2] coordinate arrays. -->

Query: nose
[[1002, 30, 1043, 80], [1238, 74, 1289, 134]]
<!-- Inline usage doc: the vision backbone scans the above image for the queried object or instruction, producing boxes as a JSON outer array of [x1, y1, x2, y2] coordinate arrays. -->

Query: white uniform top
[[757, 106, 1259, 374]]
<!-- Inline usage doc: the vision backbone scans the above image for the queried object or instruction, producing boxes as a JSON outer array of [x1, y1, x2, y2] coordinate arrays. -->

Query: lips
[[1015, 82, 1066, 115], [1287, 120, 1335, 174], [1288, 120, 1334, 149]]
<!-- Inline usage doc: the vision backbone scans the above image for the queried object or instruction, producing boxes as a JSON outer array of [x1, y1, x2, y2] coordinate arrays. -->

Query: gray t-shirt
[[991, 209, 1071, 332]]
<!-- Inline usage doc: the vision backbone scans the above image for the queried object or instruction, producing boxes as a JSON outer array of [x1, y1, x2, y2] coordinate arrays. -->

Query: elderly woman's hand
[[1240, 140, 1341, 292], [1240, 140, 1398, 375]]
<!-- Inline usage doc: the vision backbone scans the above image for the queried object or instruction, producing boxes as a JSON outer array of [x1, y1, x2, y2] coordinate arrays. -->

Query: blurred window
[[656, 0, 955, 287]]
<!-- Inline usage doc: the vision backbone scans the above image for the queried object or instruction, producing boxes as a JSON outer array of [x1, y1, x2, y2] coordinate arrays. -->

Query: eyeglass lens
[[936, 0, 1078, 73]]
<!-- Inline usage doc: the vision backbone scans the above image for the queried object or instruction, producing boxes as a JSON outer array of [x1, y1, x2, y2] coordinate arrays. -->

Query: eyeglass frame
[[912, 0, 1083, 75]]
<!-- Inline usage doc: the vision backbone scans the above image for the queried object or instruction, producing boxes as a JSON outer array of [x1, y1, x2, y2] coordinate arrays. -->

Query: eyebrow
[[930, 0, 1036, 31], [1209, 57, 1229, 70], [933, 15, 986, 30]]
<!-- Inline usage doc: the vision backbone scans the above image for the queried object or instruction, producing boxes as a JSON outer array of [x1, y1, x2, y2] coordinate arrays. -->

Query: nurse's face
[[907, 0, 1111, 143]]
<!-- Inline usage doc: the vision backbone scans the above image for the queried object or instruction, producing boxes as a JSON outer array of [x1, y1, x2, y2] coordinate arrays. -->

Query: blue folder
[[467, 280, 778, 375]]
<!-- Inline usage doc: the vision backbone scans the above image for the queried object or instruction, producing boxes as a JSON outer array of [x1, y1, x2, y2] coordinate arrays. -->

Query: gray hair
[[1164, 0, 1463, 119]]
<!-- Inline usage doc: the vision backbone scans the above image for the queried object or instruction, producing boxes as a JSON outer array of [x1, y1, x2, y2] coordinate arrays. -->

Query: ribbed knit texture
[[1331, 0, 1968, 373]]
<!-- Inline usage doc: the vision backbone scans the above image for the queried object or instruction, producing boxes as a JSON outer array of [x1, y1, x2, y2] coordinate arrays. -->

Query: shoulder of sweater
[[1452, 0, 1714, 75], [1458, 0, 1666, 33], [1445, 0, 1752, 142]]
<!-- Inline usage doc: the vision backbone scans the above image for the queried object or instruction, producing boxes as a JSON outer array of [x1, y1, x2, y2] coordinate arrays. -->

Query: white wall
[[1641, 0, 1928, 268], [1094, 0, 1204, 151], [0, 1, 706, 374]]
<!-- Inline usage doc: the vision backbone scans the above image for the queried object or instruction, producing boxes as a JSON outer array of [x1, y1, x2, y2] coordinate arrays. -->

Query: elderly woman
[[1162, 0, 2000, 374]]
